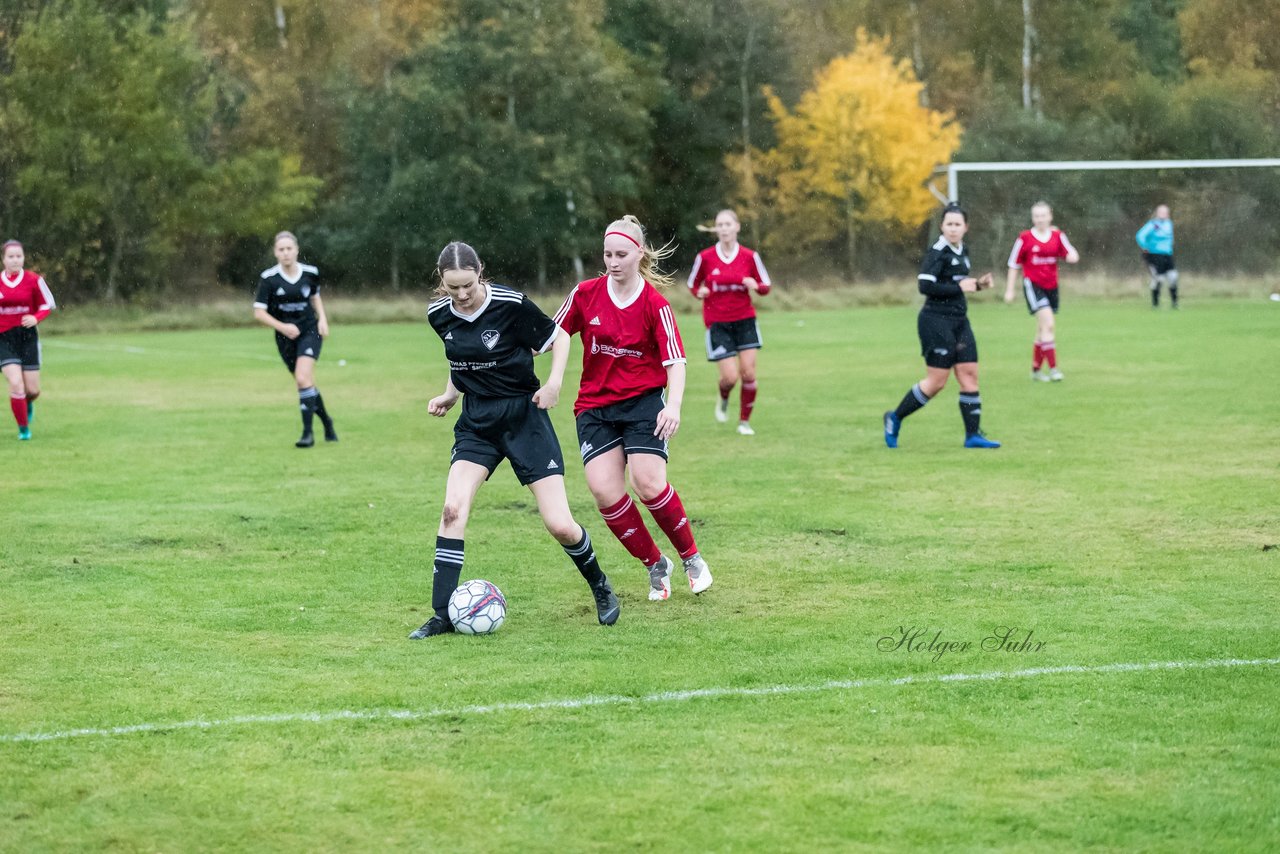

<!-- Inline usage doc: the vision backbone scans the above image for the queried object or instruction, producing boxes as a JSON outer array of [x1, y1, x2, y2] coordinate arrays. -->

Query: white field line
[[4, 657, 1277, 746]]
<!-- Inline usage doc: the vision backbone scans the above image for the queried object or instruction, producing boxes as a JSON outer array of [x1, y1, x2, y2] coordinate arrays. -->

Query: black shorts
[[918, 312, 977, 369], [1142, 253, 1176, 276], [452, 395, 566, 486], [705, 317, 762, 361], [1022, 279, 1060, 315], [275, 326, 323, 373], [0, 326, 40, 370], [575, 389, 668, 465]]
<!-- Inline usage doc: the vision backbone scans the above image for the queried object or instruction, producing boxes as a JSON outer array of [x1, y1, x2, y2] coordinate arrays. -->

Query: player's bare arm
[[312, 294, 329, 337], [428, 378, 460, 417], [532, 329, 571, 411]]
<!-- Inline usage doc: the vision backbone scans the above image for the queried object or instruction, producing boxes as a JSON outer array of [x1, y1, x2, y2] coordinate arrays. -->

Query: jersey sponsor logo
[[481, 330, 500, 350], [580, 441, 594, 456], [590, 336, 644, 359], [589, 316, 601, 326], [547, 459, 559, 469]]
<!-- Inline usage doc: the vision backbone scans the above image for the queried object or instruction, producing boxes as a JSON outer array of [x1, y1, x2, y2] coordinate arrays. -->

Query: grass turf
[[2, 297, 1278, 851]]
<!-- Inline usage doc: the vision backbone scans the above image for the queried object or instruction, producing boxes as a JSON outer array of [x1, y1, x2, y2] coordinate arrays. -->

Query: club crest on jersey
[[302, 285, 311, 298], [481, 330, 500, 350]]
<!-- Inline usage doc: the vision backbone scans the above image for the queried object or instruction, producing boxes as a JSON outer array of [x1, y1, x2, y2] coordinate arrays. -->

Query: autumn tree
[[752, 32, 961, 274], [1, 0, 319, 299]]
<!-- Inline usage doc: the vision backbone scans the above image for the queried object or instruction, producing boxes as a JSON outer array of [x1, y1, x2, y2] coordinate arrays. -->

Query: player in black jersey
[[883, 204, 1001, 449], [408, 241, 619, 639], [252, 231, 337, 448]]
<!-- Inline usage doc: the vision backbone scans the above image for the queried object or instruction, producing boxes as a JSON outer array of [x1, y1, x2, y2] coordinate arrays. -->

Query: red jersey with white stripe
[[0, 269, 55, 333], [553, 276, 686, 416], [1008, 229, 1075, 289], [686, 243, 772, 326]]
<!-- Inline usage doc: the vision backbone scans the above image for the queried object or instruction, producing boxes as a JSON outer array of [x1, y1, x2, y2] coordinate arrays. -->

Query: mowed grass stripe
[[1, 299, 1277, 850]]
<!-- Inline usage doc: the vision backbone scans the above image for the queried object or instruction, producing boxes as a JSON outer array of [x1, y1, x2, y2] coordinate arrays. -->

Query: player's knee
[[630, 475, 667, 503], [24, 388, 39, 400], [1167, 270, 1179, 287], [544, 517, 579, 543], [5, 378, 23, 396]]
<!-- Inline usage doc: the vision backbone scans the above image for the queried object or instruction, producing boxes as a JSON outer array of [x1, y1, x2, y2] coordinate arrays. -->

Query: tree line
[[1, 0, 1278, 302]]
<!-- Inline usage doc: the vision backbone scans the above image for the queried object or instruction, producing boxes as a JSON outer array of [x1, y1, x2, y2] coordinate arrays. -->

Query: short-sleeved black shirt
[[427, 284, 558, 399], [254, 264, 320, 325], [917, 238, 971, 317]]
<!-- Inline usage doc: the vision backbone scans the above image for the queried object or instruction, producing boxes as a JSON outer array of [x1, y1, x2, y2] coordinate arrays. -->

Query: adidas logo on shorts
[[580, 441, 594, 456], [547, 459, 558, 469]]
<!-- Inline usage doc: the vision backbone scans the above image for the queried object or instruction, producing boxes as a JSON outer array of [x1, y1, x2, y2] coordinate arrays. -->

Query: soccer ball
[[448, 579, 507, 635]]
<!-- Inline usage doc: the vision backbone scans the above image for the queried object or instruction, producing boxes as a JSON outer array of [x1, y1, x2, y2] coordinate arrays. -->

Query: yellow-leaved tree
[[750, 31, 961, 274]]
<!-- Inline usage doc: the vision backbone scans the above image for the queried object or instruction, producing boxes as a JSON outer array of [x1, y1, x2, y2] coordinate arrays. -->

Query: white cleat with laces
[[647, 555, 673, 601], [737, 421, 755, 436], [683, 553, 713, 594]]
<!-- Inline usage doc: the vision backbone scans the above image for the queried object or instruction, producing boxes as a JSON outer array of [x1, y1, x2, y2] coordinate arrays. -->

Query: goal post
[[941, 159, 1280, 204], [929, 158, 1280, 277]]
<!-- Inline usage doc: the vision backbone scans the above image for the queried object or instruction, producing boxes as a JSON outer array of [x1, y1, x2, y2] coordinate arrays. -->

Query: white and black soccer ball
[[448, 579, 507, 635]]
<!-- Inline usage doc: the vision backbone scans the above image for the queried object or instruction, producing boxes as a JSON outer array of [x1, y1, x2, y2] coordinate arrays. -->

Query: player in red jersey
[[0, 240, 56, 441], [687, 209, 772, 435], [1004, 201, 1079, 381], [553, 215, 713, 601]]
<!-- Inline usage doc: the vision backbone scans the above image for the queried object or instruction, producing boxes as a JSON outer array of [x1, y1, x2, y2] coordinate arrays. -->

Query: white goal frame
[[934, 158, 1280, 203]]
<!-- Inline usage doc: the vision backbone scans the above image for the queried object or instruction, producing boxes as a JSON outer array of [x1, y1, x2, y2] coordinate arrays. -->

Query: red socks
[[640, 484, 698, 560], [1042, 340, 1057, 368], [739, 381, 757, 422], [1033, 342, 1044, 370], [599, 496, 661, 566], [10, 394, 28, 428]]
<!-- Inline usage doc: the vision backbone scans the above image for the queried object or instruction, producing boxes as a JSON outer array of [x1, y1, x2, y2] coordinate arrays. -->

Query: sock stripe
[[641, 484, 675, 511], [601, 497, 636, 521], [911, 384, 930, 405]]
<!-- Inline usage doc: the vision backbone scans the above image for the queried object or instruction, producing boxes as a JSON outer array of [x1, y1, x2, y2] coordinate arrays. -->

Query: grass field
[[3, 297, 1278, 851]]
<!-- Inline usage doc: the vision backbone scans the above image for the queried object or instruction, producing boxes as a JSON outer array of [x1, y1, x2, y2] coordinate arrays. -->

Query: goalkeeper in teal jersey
[[1136, 205, 1177, 308]]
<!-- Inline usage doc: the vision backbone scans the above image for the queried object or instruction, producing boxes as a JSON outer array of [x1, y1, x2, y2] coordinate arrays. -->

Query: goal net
[[938, 159, 1280, 282]]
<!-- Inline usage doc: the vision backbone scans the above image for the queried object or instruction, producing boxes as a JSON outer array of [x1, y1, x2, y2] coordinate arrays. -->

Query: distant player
[[409, 242, 619, 639], [252, 231, 337, 447], [1004, 201, 1079, 382], [554, 215, 713, 601], [687, 209, 772, 435], [0, 240, 55, 441], [1136, 204, 1177, 309], [883, 204, 1000, 450]]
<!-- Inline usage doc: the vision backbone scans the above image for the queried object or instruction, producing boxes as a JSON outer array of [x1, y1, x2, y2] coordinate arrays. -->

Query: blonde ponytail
[[605, 214, 678, 290]]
